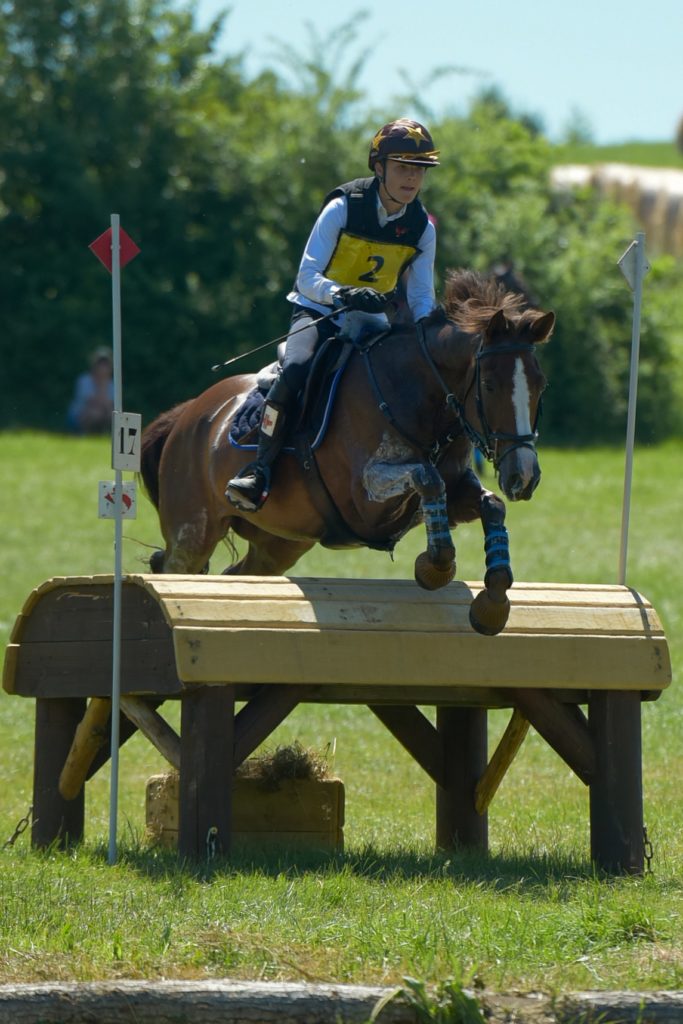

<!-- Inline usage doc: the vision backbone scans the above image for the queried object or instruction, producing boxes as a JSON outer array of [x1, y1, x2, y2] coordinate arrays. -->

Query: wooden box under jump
[[2, 573, 672, 873], [146, 772, 345, 850]]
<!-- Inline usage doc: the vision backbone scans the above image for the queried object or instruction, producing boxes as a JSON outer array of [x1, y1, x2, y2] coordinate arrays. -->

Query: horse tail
[[139, 401, 192, 509]]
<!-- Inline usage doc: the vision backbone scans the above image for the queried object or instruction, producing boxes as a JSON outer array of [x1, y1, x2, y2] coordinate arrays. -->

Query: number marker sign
[[112, 411, 142, 471]]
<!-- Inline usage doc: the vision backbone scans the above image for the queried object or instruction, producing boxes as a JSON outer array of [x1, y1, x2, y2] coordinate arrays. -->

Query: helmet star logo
[[405, 124, 426, 146]]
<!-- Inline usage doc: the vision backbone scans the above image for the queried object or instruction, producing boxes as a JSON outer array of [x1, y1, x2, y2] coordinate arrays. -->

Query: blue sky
[[189, 0, 682, 145]]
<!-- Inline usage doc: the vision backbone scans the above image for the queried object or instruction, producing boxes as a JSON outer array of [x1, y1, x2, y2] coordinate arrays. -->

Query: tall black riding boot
[[226, 377, 292, 512]]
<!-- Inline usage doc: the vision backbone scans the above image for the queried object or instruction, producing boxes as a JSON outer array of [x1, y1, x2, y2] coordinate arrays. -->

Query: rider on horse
[[226, 118, 441, 513]]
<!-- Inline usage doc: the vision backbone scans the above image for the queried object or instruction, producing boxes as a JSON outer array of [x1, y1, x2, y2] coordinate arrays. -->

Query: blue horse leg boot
[[226, 377, 293, 512]]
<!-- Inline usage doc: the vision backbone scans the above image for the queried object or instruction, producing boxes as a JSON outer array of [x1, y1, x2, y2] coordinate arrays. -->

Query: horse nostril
[[507, 474, 524, 496], [519, 471, 541, 501]]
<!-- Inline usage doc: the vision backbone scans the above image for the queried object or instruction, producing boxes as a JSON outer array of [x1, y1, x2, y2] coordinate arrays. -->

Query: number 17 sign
[[112, 411, 142, 471]]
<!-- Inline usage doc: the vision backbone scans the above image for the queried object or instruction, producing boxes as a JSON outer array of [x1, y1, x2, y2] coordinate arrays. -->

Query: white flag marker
[[616, 232, 649, 586]]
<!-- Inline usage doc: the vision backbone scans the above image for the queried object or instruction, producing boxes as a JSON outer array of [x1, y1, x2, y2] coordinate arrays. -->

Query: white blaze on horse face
[[511, 357, 536, 484]]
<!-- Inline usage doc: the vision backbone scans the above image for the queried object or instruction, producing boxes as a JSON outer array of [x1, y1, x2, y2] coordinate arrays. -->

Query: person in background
[[66, 347, 114, 434], [489, 259, 538, 310], [226, 117, 440, 512]]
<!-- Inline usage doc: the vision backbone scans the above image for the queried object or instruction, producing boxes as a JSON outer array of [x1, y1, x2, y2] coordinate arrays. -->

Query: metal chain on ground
[[3, 805, 33, 849], [206, 825, 218, 861], [643, 825, 654, 874]]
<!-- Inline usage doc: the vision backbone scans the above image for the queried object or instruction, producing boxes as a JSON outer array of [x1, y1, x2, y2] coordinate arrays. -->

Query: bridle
[[359, 324, 541, 471], [418, 328, 541, 470], [455, 339, 541, 469]]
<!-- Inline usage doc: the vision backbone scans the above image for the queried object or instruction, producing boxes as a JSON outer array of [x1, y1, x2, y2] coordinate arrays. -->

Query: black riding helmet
[[368, 118, 440, 170]]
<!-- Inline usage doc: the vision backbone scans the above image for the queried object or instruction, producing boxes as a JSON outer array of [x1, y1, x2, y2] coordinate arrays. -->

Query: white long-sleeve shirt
[[287, 191, 436, 327]]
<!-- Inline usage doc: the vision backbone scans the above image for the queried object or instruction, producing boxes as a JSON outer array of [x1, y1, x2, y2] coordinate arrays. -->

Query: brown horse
[[140, 270, 554, 634]]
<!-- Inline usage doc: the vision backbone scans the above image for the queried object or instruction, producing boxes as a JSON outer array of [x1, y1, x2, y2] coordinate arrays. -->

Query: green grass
[[1, 432, 682, 991], [552, 140, 683, 168]]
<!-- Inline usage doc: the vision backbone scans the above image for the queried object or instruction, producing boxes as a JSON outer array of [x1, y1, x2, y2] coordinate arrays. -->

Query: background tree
[[0, 0, 679, 442], [0, 0, 248, 425], [426, 101, 677, 441]]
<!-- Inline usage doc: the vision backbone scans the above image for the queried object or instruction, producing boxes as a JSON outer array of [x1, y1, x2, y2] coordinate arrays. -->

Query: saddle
[[229, 318, 388, 452], [229, 321, 396, 552]]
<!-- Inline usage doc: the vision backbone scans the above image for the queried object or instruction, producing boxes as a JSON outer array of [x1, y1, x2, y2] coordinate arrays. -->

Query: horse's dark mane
[[426, 268, 543, 335]]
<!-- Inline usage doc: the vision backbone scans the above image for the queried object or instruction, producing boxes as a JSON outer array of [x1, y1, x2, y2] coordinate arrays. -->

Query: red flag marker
[[89, 226, 140, 273]]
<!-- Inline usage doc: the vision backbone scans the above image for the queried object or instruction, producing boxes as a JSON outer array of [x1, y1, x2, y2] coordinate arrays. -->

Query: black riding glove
[[335, 286, 393, 314]]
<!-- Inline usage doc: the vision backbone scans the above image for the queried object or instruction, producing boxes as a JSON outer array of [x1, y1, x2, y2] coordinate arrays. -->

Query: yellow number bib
[[324, 232, 419, 292]]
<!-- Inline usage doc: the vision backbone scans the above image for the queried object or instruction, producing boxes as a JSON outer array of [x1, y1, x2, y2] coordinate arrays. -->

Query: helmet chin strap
[[378, 159, 411, 208]]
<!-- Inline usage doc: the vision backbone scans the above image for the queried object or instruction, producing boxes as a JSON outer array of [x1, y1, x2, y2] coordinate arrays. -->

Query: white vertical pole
[[109, 213, 123, 865], [618, 232, 647, 586]]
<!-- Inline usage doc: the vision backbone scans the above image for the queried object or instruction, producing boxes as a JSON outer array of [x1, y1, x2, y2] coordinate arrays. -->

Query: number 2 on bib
[[358, 255, 385, 283]]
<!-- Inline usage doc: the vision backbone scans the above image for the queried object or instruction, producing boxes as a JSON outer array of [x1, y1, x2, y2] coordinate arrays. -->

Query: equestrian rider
[[226, 118, 440, 512]]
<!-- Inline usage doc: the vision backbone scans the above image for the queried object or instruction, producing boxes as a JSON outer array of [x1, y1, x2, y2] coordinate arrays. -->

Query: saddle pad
[[229, 364, 346, 453], [229, 386, 266, 445]]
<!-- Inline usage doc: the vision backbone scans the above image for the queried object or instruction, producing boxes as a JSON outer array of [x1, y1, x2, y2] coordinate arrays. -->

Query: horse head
[[428, 269, 554, 503], [474, 307, 554, 501]]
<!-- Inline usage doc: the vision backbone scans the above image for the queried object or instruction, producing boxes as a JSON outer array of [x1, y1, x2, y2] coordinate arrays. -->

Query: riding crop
[[210, 305, 351, 373]]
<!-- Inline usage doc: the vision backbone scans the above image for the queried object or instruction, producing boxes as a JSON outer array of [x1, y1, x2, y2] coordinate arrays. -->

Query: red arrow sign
[[104, 489, 133, 510], [89, 226, 140, 273]]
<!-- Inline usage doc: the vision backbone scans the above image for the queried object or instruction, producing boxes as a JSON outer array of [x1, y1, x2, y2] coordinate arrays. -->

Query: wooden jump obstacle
[[2, 574, 672, 874]]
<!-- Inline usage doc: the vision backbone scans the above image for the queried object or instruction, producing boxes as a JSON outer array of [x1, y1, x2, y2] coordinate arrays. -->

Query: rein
[[359, 323, 540, 470], [358, 329, 464, 463]]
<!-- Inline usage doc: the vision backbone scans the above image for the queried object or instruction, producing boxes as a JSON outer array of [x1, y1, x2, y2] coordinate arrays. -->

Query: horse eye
[[482, 379, 495, 393]]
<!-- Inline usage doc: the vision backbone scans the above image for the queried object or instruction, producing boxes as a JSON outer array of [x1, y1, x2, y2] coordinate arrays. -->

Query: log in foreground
[[1, 981, 682, 1024], [0, 979, 418, 1024]]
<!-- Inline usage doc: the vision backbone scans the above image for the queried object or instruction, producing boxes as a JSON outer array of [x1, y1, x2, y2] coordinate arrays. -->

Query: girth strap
[[293, 433, 395, 552]]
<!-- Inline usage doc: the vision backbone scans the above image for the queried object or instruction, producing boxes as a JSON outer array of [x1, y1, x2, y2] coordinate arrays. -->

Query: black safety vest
[[300, 177, 429, 295]]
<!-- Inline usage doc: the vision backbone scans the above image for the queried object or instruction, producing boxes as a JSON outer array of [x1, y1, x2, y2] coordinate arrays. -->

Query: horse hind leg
[[150, 511, 218, 574], [149, 549, 165, 573], [150, 548, 210, 574], [224, 522, 315, 576]]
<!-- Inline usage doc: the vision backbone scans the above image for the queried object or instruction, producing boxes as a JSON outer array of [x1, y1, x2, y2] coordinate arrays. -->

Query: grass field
[[552, 140, 683, 168], [1, 432, 682, 993]]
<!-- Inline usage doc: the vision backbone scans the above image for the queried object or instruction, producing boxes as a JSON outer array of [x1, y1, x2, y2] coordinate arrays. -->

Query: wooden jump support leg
[[589, 691, 644, 875], [179, 686, 236, 859], [33, 698, 86, 849], [369, 703, 488, 853], [436, 707, 488, 851]]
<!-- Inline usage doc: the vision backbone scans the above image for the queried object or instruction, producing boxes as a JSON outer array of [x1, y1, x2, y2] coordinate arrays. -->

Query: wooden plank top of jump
[[2, 574, 671, 698]]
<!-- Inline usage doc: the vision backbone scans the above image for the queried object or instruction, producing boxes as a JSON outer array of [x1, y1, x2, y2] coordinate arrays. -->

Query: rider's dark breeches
[[278, 308, 338, 397]]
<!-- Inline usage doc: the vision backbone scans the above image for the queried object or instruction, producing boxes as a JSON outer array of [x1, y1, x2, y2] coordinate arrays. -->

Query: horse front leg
[[411, 464, 457, 590], [469, 489, 513, 636], [363, 458, 456, 590]]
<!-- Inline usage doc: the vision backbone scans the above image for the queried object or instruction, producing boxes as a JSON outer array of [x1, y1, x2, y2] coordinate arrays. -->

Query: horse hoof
[[469, 589, 510, 635], [414, 551, 456, 591], [149, 550, 165, 574]]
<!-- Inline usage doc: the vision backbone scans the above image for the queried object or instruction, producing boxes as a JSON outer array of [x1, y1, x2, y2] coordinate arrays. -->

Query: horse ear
[[528, 311, 556, 343], [483, 308, 508, 344]]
